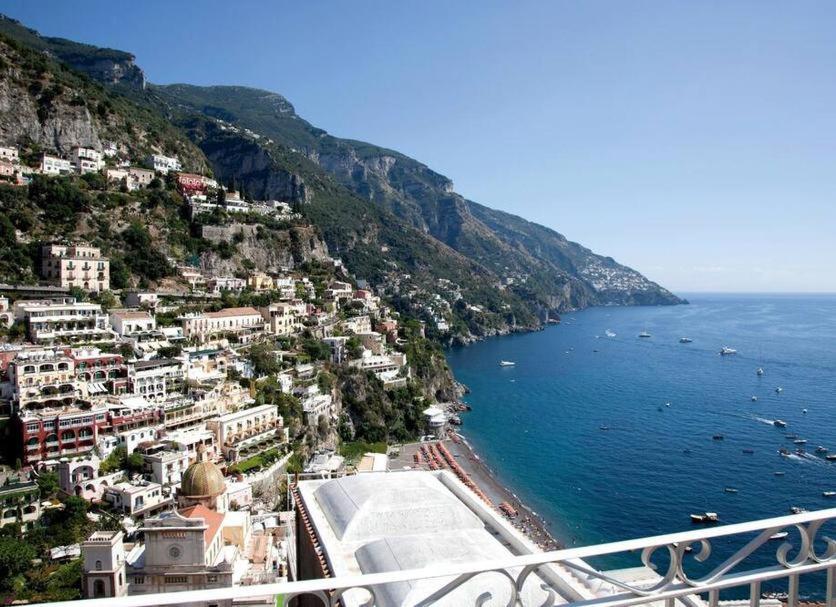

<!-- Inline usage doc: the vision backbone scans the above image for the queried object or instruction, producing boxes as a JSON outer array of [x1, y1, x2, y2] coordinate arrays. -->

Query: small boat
[[786, 433, 798, 440], [775, 387, 783, 393], [795, 448, 806, 456], [751, 395, 758, 401], [605, 330, 616, 338], [599, 425, 610, 431], [712, 434, 725, 440], [773, 419, 787, 428], [691, 512, 719, 524], [683, 449, 692, 454], [823, 491, 836, 498], [679, 337, 693, 343], [793, 439, 807, 445], [789, 506, 807, 514], [756, 368, 764, 376], [499, 360, 516, 367], [638, 331, 652, 338], [742, 449, 755, 454], [724, 487, 739, 493], [769, 532, 789, 541], [774, 471, 786, 476], [815, 446, 828, 454], [778, 448, 790, 456], [719, 346, 737, 355], [827, 454, 836, 461], [802, 408, 808, 414]]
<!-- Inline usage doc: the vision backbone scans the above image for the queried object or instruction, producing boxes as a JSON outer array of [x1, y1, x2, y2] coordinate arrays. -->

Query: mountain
[[150, 84, 683, 312], [0, 15, 683, 341]]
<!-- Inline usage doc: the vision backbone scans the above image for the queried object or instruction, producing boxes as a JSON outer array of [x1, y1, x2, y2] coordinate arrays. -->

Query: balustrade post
[[787, 574, 799, 607], [749, 581, 760, 607], [827, 567, 836, 607]]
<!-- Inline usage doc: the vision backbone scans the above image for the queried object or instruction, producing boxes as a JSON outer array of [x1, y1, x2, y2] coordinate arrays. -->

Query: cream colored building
[[7, 348, 80, 412], [207, 404, 283, 464], [259, 301, 306, 336], [180, 307, 265, 344], [41, 243, 110, 292]]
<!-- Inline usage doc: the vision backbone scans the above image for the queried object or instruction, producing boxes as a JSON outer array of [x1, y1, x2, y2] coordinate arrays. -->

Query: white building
[[13, 298, 111, 343], [260, 301, 306, 336], [110, 310, 156, 337], [71, 146, 104, 173], [206, 276, 246, 295], [0, 145, 19, 163], [146, 153, 182, 174], [103, 481, 170, 518], [127, 359, 185, 402], [41, 154, 73, 175]]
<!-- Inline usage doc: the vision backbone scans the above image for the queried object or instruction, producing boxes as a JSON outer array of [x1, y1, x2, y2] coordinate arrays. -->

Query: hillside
[[0, 15, 683, 341]]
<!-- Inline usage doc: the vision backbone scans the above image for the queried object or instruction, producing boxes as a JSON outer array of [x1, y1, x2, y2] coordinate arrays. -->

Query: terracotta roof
[[204, 307, 261, 319], [179, 504, 224, 544]]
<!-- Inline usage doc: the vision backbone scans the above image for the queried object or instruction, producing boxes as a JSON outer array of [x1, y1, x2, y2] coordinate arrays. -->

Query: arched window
[[95, 560, 102, 571], [61, 429, 75, 441]]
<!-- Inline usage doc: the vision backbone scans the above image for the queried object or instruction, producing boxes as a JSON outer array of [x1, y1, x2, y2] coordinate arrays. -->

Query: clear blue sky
[[4, 1, 835, 292]]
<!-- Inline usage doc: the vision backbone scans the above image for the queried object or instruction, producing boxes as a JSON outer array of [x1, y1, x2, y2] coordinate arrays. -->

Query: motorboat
[[679, 337, 693, 343], [827, 454, 836, 461], [769, 532, 789, 541], [756, 368, 764, 376], [789, 506, 807, 514], [599, 425, 610, 431], [712, 434, 725, 440], [724, 487, 739, 493], [638, 331, 652, 338], [778, 448, 790, 456], [605, 330, 616, 338], [499, 360, 516, 367], [775, 471, 786, 476], [824, 492, 836, 498], [775, 387, 783, 394], [793, 439, 807, 445], [690, 512, 719, 524], [802, 408, 808, 414], [773, 419, 787, 428], [751, 396, 758, 401], [719, 346, 737, 355], [815, 446, 828, 454]]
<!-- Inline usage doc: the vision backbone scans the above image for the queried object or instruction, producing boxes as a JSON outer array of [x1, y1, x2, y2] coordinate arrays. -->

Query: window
[[207, 575, 218, 583], [165, 576, 187, 584], [95, 560, 102, 571], [133, 576, 144, 584]]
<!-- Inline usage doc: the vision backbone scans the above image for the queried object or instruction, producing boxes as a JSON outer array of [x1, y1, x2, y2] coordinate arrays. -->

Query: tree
[[216, 187, 226, 206], [36, 470, 58, 497], [0, 535, 36, 592]]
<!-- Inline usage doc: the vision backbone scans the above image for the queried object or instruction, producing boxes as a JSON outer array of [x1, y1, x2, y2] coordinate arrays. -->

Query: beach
[[390, 434, 562, 551]]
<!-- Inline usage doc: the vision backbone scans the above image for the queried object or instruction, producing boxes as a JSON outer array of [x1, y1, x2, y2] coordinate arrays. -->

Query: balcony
[[27, 508, 836, 607]]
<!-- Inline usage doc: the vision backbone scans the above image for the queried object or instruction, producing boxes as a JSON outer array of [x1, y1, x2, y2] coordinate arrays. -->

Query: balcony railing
[[26, 507, 836, 607]]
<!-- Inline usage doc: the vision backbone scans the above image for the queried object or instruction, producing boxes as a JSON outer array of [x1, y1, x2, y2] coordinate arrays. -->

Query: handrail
[[28, 507, 836, 607]]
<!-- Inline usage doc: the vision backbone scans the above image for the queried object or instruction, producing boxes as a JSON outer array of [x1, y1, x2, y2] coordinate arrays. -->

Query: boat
[[499, 360, 516, 367], [795, 448, 806, 456], [775, 387, 783, 393], [665, 402, 671, 407], [638, 331, 651, 338], [724, 487, 739, 493], [605, 330, 616, 338], [742, 449, 755, 454], [790, 506, 807, 514], [769, 532, 789, 541], [815, 446, 828, 454], [679, 337, 693, 343], [793, 439, 807, 445], [773, 419, 787, 428], [774, 471, 786, 476], [599, 425, 610, 431], [756, 368, 764, 376], [751, 396, 758, 401], [802, 408, 808, 414], [690, 512, 719, 524], [824, 492, 836, 498], [712, 434, 725, 440], [719, 346, 737, 355], [778, 448, 790, 456], [827, 454, 836, 461]]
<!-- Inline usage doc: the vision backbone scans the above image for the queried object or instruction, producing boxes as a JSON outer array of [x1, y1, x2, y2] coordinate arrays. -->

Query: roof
[[180, 460, 226, 498], [179, 504, 225, 544], [111, 310, 152, 320], [132, 358, 179, 370], [204, 306, 261, 319]]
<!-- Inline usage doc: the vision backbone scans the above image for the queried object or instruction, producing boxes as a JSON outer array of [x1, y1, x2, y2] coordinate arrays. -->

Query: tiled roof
[[204, 307, 261, 319], [179, 504, 224, 544]]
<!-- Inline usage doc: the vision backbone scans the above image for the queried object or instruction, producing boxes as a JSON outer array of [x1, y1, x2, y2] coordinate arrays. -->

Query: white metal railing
[[28, 507, 836, 607]]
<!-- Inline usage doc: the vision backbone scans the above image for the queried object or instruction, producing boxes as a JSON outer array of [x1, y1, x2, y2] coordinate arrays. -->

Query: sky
[[3, 1, 835, 293]]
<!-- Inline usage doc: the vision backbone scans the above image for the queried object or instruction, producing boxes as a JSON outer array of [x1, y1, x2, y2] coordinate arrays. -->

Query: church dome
[[180, 460, 226, 498]]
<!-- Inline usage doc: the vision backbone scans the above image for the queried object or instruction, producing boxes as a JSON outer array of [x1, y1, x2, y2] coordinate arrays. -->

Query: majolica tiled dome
[[180, 461, 226, 498]]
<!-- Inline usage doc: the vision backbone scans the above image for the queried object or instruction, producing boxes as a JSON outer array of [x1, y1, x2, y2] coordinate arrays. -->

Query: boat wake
[[753, 416, 776, 426]]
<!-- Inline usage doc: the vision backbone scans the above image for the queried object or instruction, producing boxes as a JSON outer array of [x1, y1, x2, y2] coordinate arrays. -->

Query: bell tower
[[81, 531, 128, 598]]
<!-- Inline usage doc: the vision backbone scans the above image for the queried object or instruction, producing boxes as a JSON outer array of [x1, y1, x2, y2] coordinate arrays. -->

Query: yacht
[[773, 419, 787, 428], [499, 360, 516, 367], [756, 368, 764, 376], [724, 487, 739, 494], [827, 454, 836, 461], [719, 346, 737, 356], [638, 331, 652, 338], [690, 512, 719, 524], [824, 491, 836, 498], [679, 337, 693, 343]]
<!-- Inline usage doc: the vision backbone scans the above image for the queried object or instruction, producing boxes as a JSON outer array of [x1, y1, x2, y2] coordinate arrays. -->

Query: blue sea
[[446, 294, 836, 596]]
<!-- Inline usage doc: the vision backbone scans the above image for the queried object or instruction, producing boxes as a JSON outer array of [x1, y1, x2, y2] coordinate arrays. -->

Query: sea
[[445, 293, 836, 598]]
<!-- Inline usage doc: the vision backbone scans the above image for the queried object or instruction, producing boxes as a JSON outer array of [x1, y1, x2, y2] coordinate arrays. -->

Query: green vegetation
[[339, 440, 387, 462], [228, 447, 282, 475], [98, 446, 142, 474]]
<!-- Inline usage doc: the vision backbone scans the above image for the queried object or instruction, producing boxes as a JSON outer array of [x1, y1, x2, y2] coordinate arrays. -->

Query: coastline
[[449, 432, 563, 551]]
